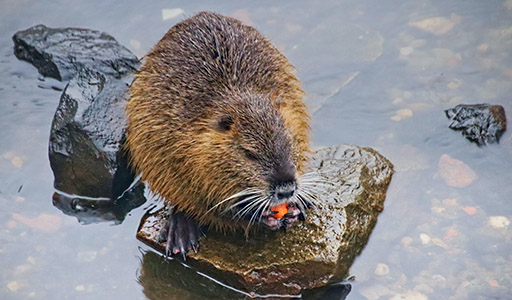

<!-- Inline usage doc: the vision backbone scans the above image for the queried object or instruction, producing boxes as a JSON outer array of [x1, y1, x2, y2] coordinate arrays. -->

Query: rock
[[11, 213, 62, 233], [400, 47, 462, 69], [437, 154, 477, 188], [390, 291, 428, 300], [7, 281, 21, 292], [374, 263, 390, 276], [461, 206, 477, 216], [420, 233, 431, 245], [48, 68, 135, 198], [400, 47, 414, 56], [391, 108, 413, 121], [137, 144, 394, 295], [12, 25, 139, 81], [359, 284, 393, 300], [445, 104, 507, 146], [409, 14, 461, 36], [488, 216, 510, 229], [12, 25, 141, 200], [75, 285, 86, 292]]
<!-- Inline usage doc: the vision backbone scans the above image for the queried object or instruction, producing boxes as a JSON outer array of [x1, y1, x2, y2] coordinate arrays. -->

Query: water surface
[[1, 0, 511, 299]]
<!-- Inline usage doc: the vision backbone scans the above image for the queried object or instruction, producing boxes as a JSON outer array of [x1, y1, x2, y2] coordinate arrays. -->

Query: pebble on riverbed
[[488, 216, 510, 229], [437, 154, 477, 188], [409, 14, 461, 36], [11, 213, 62, 233]]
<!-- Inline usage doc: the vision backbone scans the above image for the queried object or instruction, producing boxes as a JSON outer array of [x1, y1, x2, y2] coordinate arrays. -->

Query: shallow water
[[1, 0, 511, 299]]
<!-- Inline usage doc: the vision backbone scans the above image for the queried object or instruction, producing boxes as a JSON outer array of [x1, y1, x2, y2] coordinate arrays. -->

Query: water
[[1, 0, 511, 299]]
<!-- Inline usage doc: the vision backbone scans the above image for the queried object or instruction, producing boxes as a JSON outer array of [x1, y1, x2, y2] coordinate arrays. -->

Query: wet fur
[[126, 12, 311, 232]]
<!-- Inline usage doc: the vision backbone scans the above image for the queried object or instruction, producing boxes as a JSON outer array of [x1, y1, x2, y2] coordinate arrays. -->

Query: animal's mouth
[[221, 186, 314, 231], [259, 202, 303, 230]]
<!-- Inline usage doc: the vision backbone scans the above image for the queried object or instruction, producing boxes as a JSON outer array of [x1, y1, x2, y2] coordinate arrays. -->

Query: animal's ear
[[217, 114, 234, 131]]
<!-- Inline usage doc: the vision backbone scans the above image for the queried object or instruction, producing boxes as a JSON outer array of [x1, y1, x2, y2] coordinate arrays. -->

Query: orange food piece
[[271, 203, 288, 219]]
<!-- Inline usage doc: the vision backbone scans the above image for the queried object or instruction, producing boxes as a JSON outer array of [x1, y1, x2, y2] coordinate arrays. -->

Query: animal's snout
[[275, 181, 296, 200]]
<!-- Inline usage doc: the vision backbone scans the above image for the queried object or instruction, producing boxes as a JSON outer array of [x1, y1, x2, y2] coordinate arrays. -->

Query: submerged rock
[[137, 144, 394, 296], [445, 104, 507, 146], [12, 25, 139, 81], [49, 68, 134, 198]]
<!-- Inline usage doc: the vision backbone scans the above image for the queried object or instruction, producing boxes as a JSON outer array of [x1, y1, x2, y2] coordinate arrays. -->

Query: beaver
[[126, 12, 316, 257]]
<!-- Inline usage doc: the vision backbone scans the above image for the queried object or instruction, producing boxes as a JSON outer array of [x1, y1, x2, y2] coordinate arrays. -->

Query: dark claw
[[157, 220, 170, 244], [191, 242, 199, 254], [280, 219, 289, 231], [158, 208, 200, 259]]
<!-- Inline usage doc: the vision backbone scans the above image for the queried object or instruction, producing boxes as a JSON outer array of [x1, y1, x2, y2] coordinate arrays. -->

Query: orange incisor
[[270, 203, 288, 219]]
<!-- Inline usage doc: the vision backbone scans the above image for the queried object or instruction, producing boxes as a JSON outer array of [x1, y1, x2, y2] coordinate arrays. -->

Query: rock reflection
[[138, 251, 351, 300], [52, 182, 146, 224]]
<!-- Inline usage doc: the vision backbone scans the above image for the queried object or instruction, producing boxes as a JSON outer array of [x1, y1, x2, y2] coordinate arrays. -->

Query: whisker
[[296, 194, 308, 211], [233, 196, 267, 220], [246, 196, 270, 236], [299, 177, 332, 185], [299, 171, 321, 179], [221, 194, 261, 214], [298, 196, 314, 211], [205, 188, 261, 214], [226, 188, 261, 200], [300, 185, 326, 196], [258, 197, 272, 223], [302, 188, 320, 202], [300, 180, 332, 187], [297, 189, 319, 207], [245, 195, 271, 222]]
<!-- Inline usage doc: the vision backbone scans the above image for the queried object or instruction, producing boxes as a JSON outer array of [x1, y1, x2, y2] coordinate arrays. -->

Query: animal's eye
[[242, 148, 258, 161], [217, 114, 234, 131]]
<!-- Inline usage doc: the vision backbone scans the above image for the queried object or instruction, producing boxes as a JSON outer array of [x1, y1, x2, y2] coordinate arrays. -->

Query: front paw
[[157, 209, 200, 259]]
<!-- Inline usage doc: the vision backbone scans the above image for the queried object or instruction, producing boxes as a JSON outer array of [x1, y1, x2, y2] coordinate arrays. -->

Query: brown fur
[[126, 12, 310, 231]]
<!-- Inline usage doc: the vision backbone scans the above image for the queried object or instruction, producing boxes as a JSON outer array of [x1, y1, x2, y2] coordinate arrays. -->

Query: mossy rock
[[137, 144, 393, 296]]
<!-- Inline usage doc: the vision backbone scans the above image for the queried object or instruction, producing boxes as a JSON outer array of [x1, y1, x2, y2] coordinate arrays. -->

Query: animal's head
[[189, 92, 316, 231]]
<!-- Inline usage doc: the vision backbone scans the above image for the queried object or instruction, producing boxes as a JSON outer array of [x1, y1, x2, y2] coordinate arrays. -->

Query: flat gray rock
[[137, 144, 394, 296]]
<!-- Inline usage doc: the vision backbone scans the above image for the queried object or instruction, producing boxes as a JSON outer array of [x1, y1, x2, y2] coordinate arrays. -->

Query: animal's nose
[[276, 182, 296, 200]]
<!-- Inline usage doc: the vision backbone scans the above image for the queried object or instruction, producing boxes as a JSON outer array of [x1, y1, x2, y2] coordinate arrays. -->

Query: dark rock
[[12, 24, 139, 81], [137, 144, 394, 296], [49, 68, 135, 198], [445, 104, 507, 146], [12, 24, 142, 201]]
